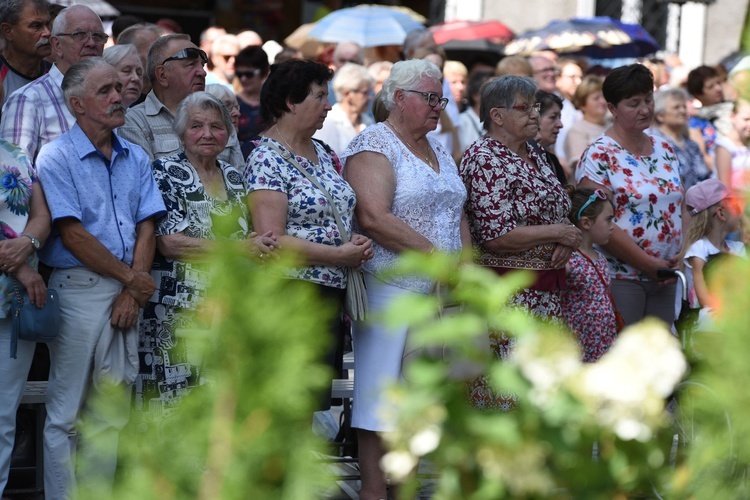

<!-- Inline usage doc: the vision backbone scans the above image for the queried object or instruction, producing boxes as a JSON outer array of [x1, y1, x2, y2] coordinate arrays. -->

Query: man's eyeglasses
[[499, 102, 542, 115], [162, 47, 208, 65], [403, 90, 448, 109], [236, 69, 263, 79], [55, 31, 108, 45], [577, 189, 608, 220]]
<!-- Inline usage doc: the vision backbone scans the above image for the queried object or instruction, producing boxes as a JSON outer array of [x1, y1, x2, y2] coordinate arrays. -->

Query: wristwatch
[[20, 233, 40, 250]]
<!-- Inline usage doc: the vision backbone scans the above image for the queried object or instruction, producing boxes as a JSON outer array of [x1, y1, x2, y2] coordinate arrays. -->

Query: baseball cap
[[685, 178, 731, 215]]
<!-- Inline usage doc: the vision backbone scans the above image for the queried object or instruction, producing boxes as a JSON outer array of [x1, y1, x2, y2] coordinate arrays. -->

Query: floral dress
[[576, 134, 683, 281], [460, 136, 572, 411], [133, 152, 250, 438], [649, 127, 710, 192], [562, 251, 617, 363]]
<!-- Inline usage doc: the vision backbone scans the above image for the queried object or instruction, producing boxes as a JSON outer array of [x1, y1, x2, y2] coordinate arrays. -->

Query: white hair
[[381, 59, 442, 111]]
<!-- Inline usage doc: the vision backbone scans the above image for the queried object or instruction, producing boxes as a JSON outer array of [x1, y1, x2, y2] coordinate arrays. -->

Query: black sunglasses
[[236, 69, 263, 79], [162, 47, 208, 65]]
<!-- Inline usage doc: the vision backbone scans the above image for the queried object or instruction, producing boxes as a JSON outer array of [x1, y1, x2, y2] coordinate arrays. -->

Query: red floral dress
[[562, 251, 617, 363]]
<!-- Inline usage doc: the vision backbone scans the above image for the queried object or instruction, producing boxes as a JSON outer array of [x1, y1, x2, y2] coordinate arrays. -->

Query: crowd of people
[[0, 1, 747, 499]]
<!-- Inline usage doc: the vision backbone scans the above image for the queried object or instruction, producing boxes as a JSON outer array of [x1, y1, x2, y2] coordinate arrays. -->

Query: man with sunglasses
[[119, 34, 243, 167], [0, 4, 105, 162]]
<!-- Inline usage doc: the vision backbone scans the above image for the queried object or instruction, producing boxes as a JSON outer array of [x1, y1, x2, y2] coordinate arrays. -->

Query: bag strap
[[263, 140, 352, 244], [576, 250, 619, 312]]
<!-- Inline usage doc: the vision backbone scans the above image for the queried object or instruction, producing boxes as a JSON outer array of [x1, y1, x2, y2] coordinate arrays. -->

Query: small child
[[561, 187, 617, 363], [681, 179, 745, 310]]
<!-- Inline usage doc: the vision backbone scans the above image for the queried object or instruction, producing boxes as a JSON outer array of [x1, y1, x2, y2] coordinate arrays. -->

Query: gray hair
[[403, 28, 435, 59], [0, 0, 50, 31], [52, 5, 100, 36], [146, 33, 190, 85], [117, 23, 163, 45], [381, 59, 442, 111], [102, 43, 139, 67], [173, 91, 233, 143], [61, 57, 113, 113], [333, 63, 373, 101], [479, 75, 537, 128], [204, 83, 233, 103], [654, 87, 688, 116]]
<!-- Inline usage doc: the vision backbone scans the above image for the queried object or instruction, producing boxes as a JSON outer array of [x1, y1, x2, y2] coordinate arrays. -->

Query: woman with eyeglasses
[[576, 64, 682, 327], [342, 58, 472, 500], [234, 45, 269, 142], [460, 75, 580, 411]]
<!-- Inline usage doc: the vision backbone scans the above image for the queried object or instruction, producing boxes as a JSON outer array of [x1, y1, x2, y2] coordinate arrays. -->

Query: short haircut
[[146, 33, 190, 85], [51, 4, 100, 36], [402, 28, 434, 59], [479, 75, 537, 127], [102, 43, 139, 67], [0, 0, 49, 29], [381, 59, 442, 111], [601, 63, 653, 107], [443, 60, 467, 77], [117, 23, 163, 45], [653, 87, 688, 116], [61, 57, 112, 113], [234, 45, 269, 74], [173, 91, 233, 143], [495, 55, 532, 77], [687, 65, 720, 97], [111, 14, 143, 41], [466, 70, 493, 108], [536, 89, 563, 116], [573, 75, 603, 110], [260, 59, 333, 122], [332, 63, 373, 101]]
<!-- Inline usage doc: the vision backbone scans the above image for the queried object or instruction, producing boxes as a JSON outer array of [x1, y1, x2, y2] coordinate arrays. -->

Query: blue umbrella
[[308, 4, 426, 47], [504, 16, 659, 59]]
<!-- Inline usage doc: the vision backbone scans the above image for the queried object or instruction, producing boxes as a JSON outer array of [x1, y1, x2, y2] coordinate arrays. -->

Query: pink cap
[[685, 178, 730, 215]]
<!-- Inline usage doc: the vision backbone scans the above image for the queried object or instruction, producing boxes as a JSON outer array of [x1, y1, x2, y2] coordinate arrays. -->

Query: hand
[[0, 237, 34, 274], [248, 230, 281, 262], [338, 239, 373, 267], [556, 224, 582, 249], [111, 290, 139, 329], [642, 256, 676, 282], [125, 270, 156, 306], [551, 244, 574, 269], [14, 264, 47, 308]]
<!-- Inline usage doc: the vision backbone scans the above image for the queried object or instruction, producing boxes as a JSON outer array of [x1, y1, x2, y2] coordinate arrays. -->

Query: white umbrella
[[49, 0, 120, 18], [308, 4, 426, 47]]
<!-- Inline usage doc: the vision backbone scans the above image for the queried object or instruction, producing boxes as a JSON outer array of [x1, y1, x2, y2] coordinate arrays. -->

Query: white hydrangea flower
[[380, 451, 418, 481], [409, 425, 441, 456]]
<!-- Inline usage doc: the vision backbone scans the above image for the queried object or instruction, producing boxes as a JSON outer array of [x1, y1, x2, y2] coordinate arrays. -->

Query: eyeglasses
[[577, 189, 608, 220], [162, 47, 208, 65], [55, 30, 108, 45], [534, 66, 558, 75], [236, 69, 263, 79], [218, 54, 236, 62], [499, 102, 542, 115], [403, 90, 448, 109]]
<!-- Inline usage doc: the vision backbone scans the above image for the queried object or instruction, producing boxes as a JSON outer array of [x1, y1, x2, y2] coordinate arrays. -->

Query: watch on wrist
[[21, 233, 40, 250]]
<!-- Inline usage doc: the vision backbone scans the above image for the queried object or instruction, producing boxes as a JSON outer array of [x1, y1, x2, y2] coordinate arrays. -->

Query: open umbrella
[[308, 4, 426, 47], [440, 39, 505, 66], [504, 16, 659, 59], [429, 20, 514, 45]]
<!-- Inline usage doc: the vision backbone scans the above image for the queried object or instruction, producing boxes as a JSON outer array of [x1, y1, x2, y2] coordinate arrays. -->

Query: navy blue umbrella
[[504, 16, 659, 59]]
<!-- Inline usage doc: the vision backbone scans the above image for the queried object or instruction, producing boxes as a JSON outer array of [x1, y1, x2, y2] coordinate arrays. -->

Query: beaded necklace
[[385, 120, 436, 171]]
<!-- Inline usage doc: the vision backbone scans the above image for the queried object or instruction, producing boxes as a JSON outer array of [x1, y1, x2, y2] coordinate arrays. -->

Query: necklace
[[273, 125, 295, 154], [385, 120, 436, 170]]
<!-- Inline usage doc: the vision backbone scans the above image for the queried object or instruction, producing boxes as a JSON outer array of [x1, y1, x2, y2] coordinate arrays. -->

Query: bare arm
[[157, 232, 216, 262], [715, 144, 733, 188], [111, 220, 157, 328], [689, 127, 713, 173], [0, 182, 51, 273], [688, 257, 710, 307], [344, 150, 433, 254], [482, 223, 581, 254]]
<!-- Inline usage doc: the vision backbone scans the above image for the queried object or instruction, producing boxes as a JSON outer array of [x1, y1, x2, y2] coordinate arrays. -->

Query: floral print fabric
[[562, 251, 617, 362], [245, 137, 355, 289], [0, 140, 37, 317], [576, 133, 683, 281]]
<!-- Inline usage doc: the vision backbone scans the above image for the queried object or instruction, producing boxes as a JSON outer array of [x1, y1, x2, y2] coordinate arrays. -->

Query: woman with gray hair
[[342, 58, 472, 499], [102, 44, 143, 108], [313, 63, 374, 155], [460, 75, 580, 411], [132, 91, 278, 436], [650, 87, 710, 191]]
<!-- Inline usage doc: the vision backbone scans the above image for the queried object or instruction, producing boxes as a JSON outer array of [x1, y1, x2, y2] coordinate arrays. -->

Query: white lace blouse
[[340, 122, 466, 293]]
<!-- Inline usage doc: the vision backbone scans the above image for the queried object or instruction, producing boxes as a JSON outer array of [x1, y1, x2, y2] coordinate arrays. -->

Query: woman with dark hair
[[458, 70, 493, 153], [576, 63, 683, 326], [534, 89, 567, 185], [244, 60, 373, 409], [234, 45, 270, 141]]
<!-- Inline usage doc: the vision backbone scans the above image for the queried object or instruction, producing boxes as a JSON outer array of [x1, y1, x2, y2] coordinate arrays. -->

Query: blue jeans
[[0, 317, 36, 492], [44, 267, 136, 500]]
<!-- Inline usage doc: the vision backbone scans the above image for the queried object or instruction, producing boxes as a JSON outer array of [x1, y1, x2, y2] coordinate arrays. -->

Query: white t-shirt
[[683, 236, 746, 308]]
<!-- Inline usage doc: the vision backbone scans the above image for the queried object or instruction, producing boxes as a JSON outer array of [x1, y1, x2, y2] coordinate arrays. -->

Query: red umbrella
[[429, 20, 514, 45]]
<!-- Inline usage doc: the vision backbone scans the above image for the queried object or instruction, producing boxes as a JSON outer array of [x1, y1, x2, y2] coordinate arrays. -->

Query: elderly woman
[[342, 59, 472, 500], [461, 76, 580, 411], [650, 88, 710, 192], [0, 140, 50, 493], [102, 43, 143, 108], [313, 62, 374, 155], [534, 90, 568, 185], [245, 59, 373, 410], [132, 92, 277, 435], [564, 75, 608, 170], [234, 45, 269, 142], [577, 64, 682, 326], [206, 84, 241, 131]]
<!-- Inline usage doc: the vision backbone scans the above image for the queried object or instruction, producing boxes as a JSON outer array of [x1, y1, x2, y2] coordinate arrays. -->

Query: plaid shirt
[[0, 65, 74, 163]]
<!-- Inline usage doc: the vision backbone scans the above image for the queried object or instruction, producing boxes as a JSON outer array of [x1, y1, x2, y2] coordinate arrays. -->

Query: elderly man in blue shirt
[[36, 57, 166, 499]]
